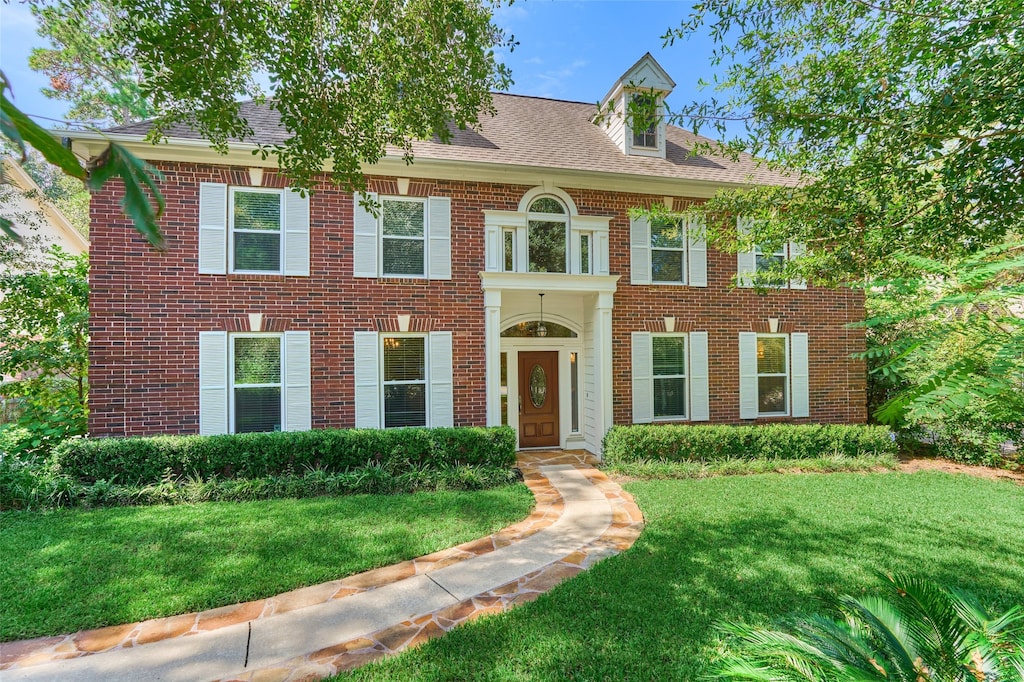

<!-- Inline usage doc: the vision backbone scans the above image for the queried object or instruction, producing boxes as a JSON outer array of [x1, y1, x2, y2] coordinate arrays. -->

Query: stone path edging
[[0, 451, 644, 682]]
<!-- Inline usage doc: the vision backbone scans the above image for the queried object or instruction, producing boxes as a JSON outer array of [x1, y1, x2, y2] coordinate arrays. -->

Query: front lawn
[[339, 471, 1024, 681], [0, 485, 534, 641]]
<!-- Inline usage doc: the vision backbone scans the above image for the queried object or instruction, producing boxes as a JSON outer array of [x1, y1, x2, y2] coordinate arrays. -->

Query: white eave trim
[[479, 271, 620, 295], [62, 130, 790, 198]]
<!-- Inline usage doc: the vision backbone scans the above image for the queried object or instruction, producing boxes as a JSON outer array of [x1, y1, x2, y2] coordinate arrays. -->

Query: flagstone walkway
[[0, 451, 644, 682]]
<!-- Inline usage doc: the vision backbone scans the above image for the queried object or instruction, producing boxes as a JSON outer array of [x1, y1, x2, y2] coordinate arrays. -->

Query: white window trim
[[228, 187, 285, 275], [380, 333, 429, 428], [756, 333, 789, 417], [229, 333, 283, 433], [379, 196, 428, 279], [651, 333, 689, 421]]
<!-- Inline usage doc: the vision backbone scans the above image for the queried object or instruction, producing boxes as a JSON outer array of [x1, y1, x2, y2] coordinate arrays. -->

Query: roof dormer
[[596, 53, 676, 159]]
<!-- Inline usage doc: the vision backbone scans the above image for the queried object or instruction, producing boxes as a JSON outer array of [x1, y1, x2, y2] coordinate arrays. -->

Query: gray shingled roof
[[107, 94, 795, 187]]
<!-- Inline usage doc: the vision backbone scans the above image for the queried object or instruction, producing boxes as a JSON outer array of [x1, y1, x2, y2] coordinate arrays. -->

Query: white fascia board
[[61, 130, 770, 198], [479, 271, 620, 295]]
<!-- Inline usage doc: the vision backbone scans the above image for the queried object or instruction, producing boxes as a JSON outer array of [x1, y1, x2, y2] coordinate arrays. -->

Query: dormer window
[[631, 94, 658, 149]]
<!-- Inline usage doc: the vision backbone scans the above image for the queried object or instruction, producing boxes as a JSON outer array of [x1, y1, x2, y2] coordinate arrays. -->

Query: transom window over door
[[382, 199, 426, 276], [528, 196, 568, 273]]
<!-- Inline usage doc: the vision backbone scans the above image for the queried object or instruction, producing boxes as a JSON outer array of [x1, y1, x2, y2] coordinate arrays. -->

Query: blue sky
[[1, 1, 726, 128]]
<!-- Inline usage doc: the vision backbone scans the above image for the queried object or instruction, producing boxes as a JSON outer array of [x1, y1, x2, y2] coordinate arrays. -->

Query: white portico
[[480, 186, 619, 453]]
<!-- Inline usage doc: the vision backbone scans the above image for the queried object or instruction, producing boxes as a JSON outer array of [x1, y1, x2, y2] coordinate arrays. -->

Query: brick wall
[[89, 162, 865, 437]]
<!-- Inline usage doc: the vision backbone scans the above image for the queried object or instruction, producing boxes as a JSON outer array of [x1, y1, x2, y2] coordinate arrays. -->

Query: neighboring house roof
[[104, 93, 797, 189], [1, 157, 89, 256]]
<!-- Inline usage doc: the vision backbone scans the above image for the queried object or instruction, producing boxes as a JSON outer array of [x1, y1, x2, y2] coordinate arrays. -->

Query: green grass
[[337, 472, 1024, 681], [605, 452, 898, 479], [0, 485, 533, 641]]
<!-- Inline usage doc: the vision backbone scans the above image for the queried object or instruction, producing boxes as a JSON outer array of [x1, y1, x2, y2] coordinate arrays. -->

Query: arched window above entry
[[482, 185, 611, 276], [527, 195, 569, 273], [501, 321, 577, 338]]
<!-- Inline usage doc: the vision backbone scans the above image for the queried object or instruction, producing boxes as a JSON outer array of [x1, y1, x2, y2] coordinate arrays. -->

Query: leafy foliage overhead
[[666, 0, 1023, 282], [97, 0, 515, 191]]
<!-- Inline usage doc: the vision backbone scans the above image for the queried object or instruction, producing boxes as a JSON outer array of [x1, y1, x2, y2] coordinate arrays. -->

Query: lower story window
[[383, 336, 427, 427], [653, 335, 687, 419], [231, 335, 282, 433], [756, 335, 788, 415]]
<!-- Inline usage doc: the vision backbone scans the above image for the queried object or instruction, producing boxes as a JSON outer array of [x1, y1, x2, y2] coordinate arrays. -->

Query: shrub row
[[602, 423, 896, 464], [1, 458, 520, 511], [49, 426, 517, 485]]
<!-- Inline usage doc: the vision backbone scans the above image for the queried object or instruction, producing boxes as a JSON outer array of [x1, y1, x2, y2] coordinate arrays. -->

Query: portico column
[[594, 292, 615, 449], [484, 289, 503, 426]]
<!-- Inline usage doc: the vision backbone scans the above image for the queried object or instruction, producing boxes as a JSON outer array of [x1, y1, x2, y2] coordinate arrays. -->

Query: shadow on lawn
[[341, 472, 1024, 681]]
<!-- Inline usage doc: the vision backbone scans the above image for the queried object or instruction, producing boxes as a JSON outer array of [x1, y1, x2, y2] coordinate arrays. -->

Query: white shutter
[[485, 224, 501, 271], [283, 190, 310, 276], [789, 242, 807, 289], [687, 218, 708, 287], [283, 331, 311, 431], [199, 332, 228, 435], [736, 216, 756, 288], [353, 331, 380, 428], [738, 332, 759, 419], [791, 332, 810, 418], [631, 332, 653, 423], [689, 331, 710, 421], [198, 183, 227, 274], [353, 192, 379, 278], [428, 196, 452, 280], [428, 331, 454, 427], [630, 216, 651, 284]]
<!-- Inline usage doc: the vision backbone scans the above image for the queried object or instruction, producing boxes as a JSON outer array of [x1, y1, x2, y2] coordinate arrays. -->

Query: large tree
[[4, 0, 513, 244], [666, 0, 1024, 448]]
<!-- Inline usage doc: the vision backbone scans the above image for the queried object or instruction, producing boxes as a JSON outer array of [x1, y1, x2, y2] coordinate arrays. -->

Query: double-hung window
[[652, 335, 687, 419], [631, 94, 658, 149], [651, 217, 686, 284], [231, 335, 283, 433], [755, 335, 788, 415], [230, 188, 283, 273], [382, 336, 427, 427], [382, 198, 426, 277], [198, 331, 311, 435], [631, 331, 710, 423], [198, 183, 309, 276]]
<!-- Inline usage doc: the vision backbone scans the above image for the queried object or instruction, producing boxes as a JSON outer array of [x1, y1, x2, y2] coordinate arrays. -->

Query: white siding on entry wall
[[353, 332, 381, 427], [198, 331, 229, 434], [198, 183, 228, 274], [582, 306, 598, 449], [631, 332, 653, 423], [428, 331, 454, 427]]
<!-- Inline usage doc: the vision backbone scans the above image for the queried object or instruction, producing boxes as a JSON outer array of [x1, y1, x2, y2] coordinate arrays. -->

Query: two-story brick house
[[70, 54, 866, 452]]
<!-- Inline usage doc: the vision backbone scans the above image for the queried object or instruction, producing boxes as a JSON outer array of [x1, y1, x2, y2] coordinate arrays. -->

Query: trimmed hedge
[[49, 426, 517, 485], [603, 423, 896, 464]]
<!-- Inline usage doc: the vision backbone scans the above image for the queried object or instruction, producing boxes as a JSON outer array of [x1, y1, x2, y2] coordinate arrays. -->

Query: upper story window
[[650, 217, 686, 284], [736, 217, 807, 289], [527, 197, 568, 274], [198, 182, 310, 276], [381, 198, 426, 276], [352, 193, 452, 280], [631, 94, 658, 149], [231, 188, 283, 273]]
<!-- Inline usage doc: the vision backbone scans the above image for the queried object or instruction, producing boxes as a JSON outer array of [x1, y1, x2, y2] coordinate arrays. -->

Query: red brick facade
[[88, 161, 865, 438]]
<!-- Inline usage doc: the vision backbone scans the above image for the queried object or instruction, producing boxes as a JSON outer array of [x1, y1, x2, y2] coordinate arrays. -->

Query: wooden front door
[[518, 351, 560, 448]]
